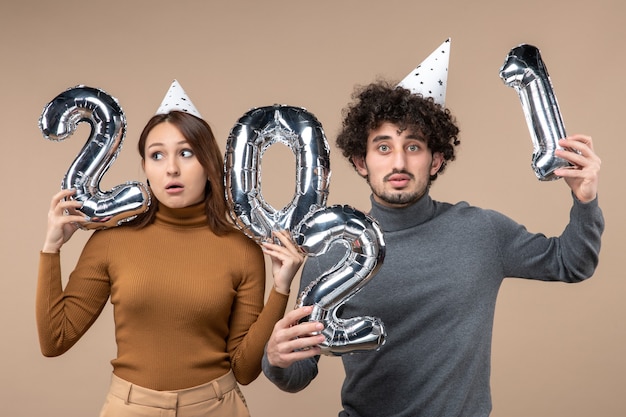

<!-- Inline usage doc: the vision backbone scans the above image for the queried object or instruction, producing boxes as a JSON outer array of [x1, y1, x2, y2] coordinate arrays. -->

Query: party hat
[[155, 79, 202, 118], [397, 38, 450, 106]]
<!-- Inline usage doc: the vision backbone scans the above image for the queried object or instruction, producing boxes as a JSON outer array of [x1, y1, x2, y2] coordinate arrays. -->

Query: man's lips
[[385, 173, 413, 187]]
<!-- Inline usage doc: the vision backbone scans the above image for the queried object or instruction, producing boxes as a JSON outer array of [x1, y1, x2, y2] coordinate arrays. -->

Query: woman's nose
[[167, 159, 180, 175]]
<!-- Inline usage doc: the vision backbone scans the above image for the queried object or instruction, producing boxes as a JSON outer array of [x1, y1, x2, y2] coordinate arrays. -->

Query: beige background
[[1, 1, 624, 416]]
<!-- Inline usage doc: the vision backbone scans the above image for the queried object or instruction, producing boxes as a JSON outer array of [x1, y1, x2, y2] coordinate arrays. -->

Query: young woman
[[37, 104, 303, 416]]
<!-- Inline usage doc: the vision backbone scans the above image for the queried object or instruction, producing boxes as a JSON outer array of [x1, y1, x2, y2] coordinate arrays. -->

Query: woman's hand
[[262, 230, 304, 295], [42, 189, 88, 253]]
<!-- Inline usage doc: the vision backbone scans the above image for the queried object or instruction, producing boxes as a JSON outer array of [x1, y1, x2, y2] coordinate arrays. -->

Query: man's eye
[[379, 145, 390, 152], [408, 145, 419, 151]]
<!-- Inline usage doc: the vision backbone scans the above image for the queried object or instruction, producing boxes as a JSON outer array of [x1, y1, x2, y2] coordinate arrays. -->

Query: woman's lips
[[165, 182, 184, 194]]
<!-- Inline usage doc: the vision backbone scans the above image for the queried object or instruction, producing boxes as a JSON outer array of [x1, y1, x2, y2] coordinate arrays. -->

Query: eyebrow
[[147, 140, 189, 149], [371, 134, 391, 143], [370, 133, 427, 143]]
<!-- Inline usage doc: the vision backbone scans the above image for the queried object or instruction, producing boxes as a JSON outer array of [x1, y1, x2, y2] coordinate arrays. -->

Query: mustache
[[383, 169, 415, 182]]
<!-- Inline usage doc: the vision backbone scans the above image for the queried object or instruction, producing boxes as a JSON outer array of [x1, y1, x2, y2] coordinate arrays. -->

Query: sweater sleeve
[[227, 240, 290, 385], [494, 195, 604, 282], [262, 352, 320, 393], [36, 233, 111, 357], [262, 254, 331, 392]]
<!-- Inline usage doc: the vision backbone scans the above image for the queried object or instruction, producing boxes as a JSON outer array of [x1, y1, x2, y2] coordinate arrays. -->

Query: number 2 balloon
[[39, 85, 151, 228]]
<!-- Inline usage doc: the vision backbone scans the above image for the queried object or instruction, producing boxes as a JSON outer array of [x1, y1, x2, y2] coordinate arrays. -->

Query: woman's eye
[[181, 149, 194, 158], [150, 152, 163, 160]]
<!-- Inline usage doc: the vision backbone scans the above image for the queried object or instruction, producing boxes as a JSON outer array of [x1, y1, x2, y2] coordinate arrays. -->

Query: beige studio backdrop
[[1, 1, 624, 416]]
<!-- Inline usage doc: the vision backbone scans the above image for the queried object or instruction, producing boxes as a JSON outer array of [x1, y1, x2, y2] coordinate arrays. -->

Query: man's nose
[[391, 149, 408, 170]]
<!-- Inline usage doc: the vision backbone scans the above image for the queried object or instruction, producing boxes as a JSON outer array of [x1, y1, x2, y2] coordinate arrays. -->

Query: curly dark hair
[[336, 80, 460, 182]]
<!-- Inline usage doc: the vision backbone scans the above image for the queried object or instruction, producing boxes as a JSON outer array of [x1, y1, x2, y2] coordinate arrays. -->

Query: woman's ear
[[141, 159, 149, 185]]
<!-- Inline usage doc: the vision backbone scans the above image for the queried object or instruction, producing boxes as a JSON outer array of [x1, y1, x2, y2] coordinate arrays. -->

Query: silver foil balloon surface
[[39, 86, 151, 229], [225, 105, 386, 355], [499, 44, 571, 181], [224, 105, 331, 243], [294, 205, 386, 356]]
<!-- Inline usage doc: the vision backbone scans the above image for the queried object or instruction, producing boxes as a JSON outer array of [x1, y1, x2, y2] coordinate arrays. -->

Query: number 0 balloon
[[39, 86, 151, 228], [225, 105, 331, 242], [225, 105, 386, 355]]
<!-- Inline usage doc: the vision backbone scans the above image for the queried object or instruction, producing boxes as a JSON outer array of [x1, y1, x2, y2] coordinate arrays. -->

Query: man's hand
[[554, 134, 601, 203], [266, 306, 326, 368]]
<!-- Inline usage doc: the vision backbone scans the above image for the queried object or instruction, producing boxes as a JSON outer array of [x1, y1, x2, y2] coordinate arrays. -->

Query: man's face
[[353, 122, 443, 208]]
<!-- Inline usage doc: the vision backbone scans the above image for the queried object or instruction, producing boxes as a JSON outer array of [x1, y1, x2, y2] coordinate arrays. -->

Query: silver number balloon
[[294, 205, 386, 356], [225, 105, 386, 354], [499, 44, 571, 181], [39, 85, 151, 229], [225, 105, 331, 243]]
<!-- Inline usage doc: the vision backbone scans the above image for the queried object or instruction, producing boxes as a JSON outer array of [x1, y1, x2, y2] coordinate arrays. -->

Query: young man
[[261, 80, 604, 417]]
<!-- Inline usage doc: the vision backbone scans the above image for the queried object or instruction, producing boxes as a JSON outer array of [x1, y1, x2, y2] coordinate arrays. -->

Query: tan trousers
[[98, 371, 250, 417]]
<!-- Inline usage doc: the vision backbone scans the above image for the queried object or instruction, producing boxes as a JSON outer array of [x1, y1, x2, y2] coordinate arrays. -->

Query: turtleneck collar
[[154, 202, 207, 228], [368, 191, 436, 233]]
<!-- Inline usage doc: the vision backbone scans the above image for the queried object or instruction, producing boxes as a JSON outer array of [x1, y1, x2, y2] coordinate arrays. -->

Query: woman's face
[[142, 121, 208, 209]]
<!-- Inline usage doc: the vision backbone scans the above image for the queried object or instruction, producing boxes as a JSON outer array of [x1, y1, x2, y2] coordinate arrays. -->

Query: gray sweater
[[262, 192, 604, 417]]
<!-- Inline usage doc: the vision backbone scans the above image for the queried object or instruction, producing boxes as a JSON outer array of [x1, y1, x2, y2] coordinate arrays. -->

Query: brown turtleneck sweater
[[37, 202, 289, 390]]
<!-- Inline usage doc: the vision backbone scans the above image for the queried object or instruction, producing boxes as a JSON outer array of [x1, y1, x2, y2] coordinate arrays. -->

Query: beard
[[367, 170, 430, 207], [376, 189, 425, 206]]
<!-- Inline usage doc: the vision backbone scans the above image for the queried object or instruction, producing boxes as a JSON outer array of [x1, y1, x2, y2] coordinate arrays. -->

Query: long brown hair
[[130, 111, 234, 235]]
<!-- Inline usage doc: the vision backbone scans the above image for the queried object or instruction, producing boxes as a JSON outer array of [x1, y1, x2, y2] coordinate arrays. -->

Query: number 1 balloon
[[39, 85, 151, 229], [499, 44, 572, 181]]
